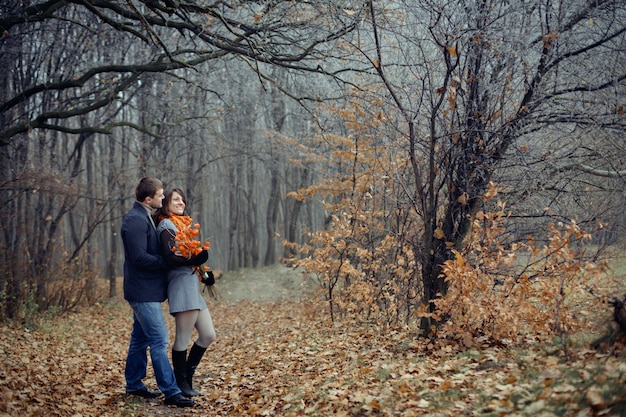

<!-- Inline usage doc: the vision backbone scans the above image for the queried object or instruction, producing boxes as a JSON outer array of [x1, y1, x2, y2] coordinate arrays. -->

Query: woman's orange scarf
[[160, 214, 210, 258]]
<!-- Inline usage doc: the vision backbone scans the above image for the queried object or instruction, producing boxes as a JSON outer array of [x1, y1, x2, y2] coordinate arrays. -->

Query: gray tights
[[173, 308, 216, 351]]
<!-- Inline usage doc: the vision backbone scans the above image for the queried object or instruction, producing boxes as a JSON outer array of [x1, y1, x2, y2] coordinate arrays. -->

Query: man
[[121, 177, 193, 408]]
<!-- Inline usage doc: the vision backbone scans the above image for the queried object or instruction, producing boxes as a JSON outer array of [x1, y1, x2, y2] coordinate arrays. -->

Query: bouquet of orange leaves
[[167, 215, 220, 300]]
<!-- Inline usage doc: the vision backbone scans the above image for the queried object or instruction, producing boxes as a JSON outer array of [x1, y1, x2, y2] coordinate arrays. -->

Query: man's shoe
[[164, 393, 194, 408], [127, 387, 161, 398]]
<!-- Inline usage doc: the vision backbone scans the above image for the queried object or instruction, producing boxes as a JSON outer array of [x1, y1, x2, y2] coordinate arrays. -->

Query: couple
[[120, 177, 216, 408]]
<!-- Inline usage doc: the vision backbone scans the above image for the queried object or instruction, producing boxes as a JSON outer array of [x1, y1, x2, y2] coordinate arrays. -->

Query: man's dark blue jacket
[[121, 201, 168, 302]]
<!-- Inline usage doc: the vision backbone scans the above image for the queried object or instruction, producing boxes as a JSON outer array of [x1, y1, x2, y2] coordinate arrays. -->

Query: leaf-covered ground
[[1, 266, 626, 416]]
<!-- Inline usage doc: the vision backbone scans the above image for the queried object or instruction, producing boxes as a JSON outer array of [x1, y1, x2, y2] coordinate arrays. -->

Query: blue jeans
[[125, 302, 181, 397]]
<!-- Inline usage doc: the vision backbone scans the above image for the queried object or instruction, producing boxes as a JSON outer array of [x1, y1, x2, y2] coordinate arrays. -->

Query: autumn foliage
[[284, 102, 420, 326], [285, 98, 609, 345], [432, 187, 608, 345], [290, 179, 608, 345], [1, 269, 625, 417], [164, 214, 211, 258], [164, 214, 213, 283]]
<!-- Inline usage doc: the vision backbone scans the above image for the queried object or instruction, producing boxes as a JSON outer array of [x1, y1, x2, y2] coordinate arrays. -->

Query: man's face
[[146, 188, 165, 209]]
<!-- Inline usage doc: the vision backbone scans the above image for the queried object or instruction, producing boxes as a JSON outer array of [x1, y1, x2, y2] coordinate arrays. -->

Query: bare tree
[[0, 0, 366, 145], [289, 0, 626, 329]]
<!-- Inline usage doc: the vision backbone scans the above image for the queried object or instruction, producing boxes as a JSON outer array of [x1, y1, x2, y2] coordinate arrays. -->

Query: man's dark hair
[[135, 177, 163, 202]]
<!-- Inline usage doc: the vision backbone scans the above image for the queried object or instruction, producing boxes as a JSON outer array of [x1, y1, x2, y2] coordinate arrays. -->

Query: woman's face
[[168, 191, 186, 215]]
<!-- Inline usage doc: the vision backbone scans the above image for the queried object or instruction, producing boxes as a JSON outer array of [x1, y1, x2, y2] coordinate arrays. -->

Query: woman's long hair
[[154, 187, 187, 222]]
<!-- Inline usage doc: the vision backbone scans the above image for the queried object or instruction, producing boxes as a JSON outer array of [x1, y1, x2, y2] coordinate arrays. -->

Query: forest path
[[215, 264, 318, 304], [1, 265, 625, 416], [0, 265, 324, 417]]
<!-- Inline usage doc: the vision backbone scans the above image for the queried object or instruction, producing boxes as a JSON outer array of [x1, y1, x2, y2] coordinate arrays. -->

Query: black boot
[[164, 392, 194, 407], [186, 343, 207, 394], [171, 349, 199, 398]]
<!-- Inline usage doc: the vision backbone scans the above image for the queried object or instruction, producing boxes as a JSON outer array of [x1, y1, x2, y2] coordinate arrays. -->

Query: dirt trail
[[5, 265, 625, 416], [214, 265, 318, 303], [0, 265, 321, 417]]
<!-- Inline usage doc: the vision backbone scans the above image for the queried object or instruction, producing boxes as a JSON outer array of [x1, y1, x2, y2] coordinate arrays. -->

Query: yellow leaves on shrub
[[435, 201, 606, 345], [291, 197, 416, 324]]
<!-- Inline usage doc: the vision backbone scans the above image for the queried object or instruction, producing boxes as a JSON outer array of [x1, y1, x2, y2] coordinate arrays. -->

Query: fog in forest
[[1, 0, 624, 324]]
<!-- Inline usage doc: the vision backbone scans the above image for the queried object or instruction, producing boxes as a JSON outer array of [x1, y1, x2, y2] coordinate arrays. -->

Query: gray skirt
[[167, 266, 207, 314]]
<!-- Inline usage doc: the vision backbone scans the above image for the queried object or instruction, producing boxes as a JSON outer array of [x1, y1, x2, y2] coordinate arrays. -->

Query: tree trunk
[[246, 157, 259, 267], [107, 137, 118, 298], [264, 166, 280, 266], [227, 163, 240, 270], [285, 166, 309, 259]]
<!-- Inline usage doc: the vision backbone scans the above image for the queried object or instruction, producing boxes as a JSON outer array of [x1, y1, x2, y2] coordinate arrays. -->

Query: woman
[[156, 188, 216, 398]]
